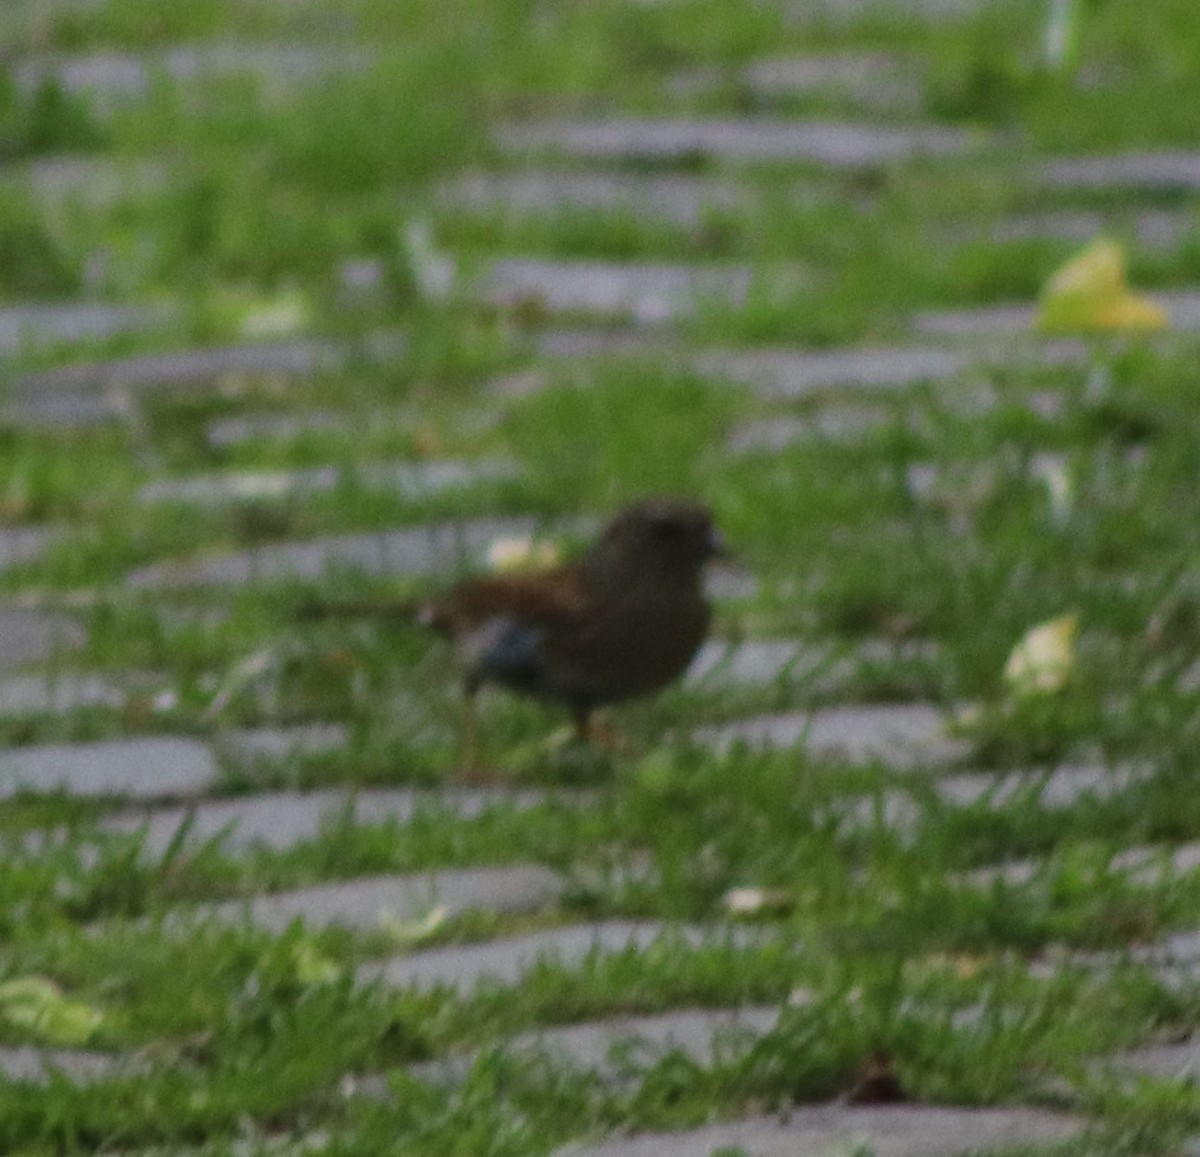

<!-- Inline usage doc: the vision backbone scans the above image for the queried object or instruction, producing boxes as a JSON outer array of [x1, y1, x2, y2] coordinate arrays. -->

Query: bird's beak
[[707, 528, 731, 560]]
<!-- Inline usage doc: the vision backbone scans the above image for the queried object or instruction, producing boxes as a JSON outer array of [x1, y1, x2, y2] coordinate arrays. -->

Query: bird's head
[[587, 497, 727, 584]]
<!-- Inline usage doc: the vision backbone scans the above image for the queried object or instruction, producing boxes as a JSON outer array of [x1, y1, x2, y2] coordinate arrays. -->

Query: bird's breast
[[568, 588, 710, 701]]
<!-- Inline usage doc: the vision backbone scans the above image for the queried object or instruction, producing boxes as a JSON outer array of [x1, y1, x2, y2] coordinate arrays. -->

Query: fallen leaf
[[1036, 238, 1167, 334], [486, 536, 561, 573], [1004, 613, 1079, 695]]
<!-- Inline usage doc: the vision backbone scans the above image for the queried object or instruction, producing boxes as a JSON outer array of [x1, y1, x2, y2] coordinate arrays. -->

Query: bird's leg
[[499, 705, 618, 772], [572, 705, 625, 752], [571, 705, 593, 745], [506, 705, 591, 765]]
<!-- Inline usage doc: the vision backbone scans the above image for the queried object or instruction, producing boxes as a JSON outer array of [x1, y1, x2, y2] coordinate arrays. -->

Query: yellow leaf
[[1003, 613, 1079, 695], [1036, 238, 1167, 334], [1092, 295, 1169, 330], [486, 536, 561, 573], [1045, 237, 1125, 300]]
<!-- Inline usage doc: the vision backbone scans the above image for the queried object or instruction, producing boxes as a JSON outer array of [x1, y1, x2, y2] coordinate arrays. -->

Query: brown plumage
[[421, 497, 726, 764]]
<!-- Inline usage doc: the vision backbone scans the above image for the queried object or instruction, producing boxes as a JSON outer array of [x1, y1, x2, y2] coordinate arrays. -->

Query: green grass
[[2, 0, 1200, 1152]]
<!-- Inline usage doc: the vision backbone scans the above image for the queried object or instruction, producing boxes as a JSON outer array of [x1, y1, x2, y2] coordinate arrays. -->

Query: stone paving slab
[[1111, 840, 1200, 887], [12, 338, 348, 399], [797, 0, 997, 18], [939, 761, 1149, 812], [0, 527, 61, 573], [108, 1124, 332, 1157], [440, 171, 755, 225], [1131, 923, 1200, 971], [905, 455, 993, 507], [0, 606, 85, 672], [93, 1131, 332, 1157], [544, 340, 1072, 418], [0, 1045, 121, 1084], [916, 289, 1200, 338], [125, 515, 542, 589], [345, 254, 773, 324], [731, 401, 1075, 460], [839, 762, 1148, 843], [701, 345, 961, 394], [967, 207, 1194, 249], [687, 639, 846, 690], [136, 459, 516, 506], [364, 922, 755, 993], [101, 785, 568, 857], [204, 404, 502, 451], [0, 672, 129, 715], [23, 157, 168, 209], [1033, 916, 1200, 991], [1035, 151, 1200, 193], [727, 406, 890, 452], [204, 409, 347, 449], [696, 338, 1088, 398], [215, 724, 349, 768], [686, 638, 938, 691], [477, 259, 759, 323], [696, 702, 968, 768], [411, 1005, 781, 1087], [1, 391, 119, 429], [0, 737, 218, 800], [497, 118, 976, 169], [965, 838, 1200, 892], [207, 865, 562, 933], [0, 309, 161, 369], [14, 44, 370, 110], [1110, 1034, 1200, 1083], [552, 1104, 1083, 1157], [506, 1005, 779, 1076], [737, 53, 925, 113], [534, 330, 683, 362], [0, 303, 172, 356]]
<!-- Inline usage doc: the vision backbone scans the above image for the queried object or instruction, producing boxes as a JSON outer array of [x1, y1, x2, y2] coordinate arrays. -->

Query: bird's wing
[[422, 566, 596, 692], [422, 566, 591, 634]]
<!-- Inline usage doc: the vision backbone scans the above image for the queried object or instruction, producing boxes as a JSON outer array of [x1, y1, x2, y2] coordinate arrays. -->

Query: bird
[[418, 496, 727, 768]]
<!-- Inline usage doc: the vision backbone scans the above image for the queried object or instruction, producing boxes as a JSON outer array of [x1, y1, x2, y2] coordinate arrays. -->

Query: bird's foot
[[498, 721, 617, 780], [576, 715, 628, 753]]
